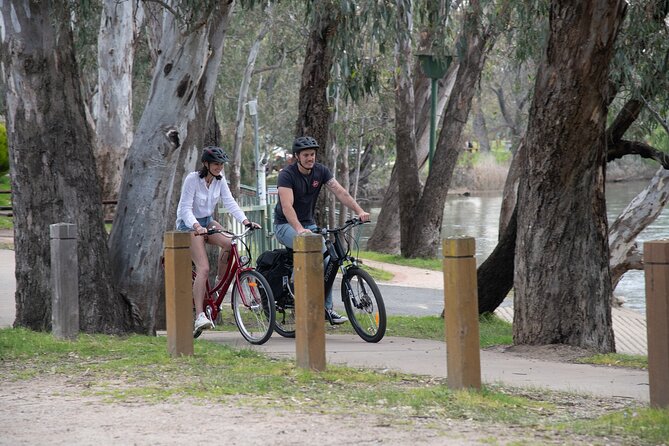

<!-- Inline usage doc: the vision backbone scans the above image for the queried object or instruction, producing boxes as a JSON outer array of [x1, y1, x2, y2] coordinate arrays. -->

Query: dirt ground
[[0, 361, 640, 446]]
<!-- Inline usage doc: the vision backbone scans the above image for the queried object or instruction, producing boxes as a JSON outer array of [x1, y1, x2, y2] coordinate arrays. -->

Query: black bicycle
[[257, 218, 386, 343]]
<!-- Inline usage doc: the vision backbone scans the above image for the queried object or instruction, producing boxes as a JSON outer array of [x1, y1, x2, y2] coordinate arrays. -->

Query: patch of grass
[[358, 250, 442, 271], [568, 408, 669, 445], [358, 263, 393, 282], [576, 353, 647, 370], [334, 313, 512, 348], [0, 175, 13, 230], [1, 327, 658, 444]]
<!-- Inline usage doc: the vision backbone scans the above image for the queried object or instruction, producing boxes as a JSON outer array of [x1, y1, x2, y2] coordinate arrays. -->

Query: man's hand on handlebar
[[357, 211, 370, 223]]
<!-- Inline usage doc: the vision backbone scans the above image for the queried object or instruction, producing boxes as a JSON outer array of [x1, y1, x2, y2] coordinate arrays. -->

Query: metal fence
[[219, 186, 281, 261]]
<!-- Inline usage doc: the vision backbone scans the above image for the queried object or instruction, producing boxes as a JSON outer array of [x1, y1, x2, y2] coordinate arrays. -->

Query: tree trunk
[[109, 3, 234, 334], [403, 0, 496, 257], [95, 0, 137, 218], [514, 0, 626, 352], [472, 89, 491, 152], [294, 3, 336, 226], [230, 13, 272, 198], [1, 0, 130, 333], [366, 62, 457, 254], [478, 207, 517, 314], [393, 0, 421, 255]]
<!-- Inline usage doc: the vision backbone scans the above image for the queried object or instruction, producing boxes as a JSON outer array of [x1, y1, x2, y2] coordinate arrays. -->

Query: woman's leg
[[190, 233, 210, 315], [206, 220, 232, 279]]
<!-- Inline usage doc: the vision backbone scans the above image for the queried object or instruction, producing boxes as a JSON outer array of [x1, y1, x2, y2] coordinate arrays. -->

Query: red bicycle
[[193, 227, 275, 345]]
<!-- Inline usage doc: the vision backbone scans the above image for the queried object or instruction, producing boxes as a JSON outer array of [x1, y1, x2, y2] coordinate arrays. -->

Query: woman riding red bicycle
[[175, 146, 260, 335]]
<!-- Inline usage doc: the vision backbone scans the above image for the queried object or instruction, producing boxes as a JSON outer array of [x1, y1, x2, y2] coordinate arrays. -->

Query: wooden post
[[294, 233, 326, 371], [50, 223, 78, 340], [443, 236, 481, 390], [644, 240, 669, 408], [164, 231, 193, 357]]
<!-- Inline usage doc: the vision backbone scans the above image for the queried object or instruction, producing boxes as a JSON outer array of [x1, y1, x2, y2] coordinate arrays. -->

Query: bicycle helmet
[[292, 136, 319, 155], [201, 146, 229, 164]]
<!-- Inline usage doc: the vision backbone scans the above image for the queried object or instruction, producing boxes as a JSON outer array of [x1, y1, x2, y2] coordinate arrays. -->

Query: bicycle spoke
[[232, 270, 275, 345], [342, 267, 386, 343]]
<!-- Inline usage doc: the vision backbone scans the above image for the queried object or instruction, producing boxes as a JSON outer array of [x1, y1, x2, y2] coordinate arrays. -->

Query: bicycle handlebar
[[194, 226, 256, 239], [312, 217, 369, 235]]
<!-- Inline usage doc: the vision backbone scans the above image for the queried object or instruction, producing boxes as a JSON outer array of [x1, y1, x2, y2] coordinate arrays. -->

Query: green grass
[[569, 408, 669, 445], [0, 175, 12, 230], [0, 327, 662, 444], [576, 353, 647, 369], [331, 313, 513, 348], [358, 250, 442, 271]]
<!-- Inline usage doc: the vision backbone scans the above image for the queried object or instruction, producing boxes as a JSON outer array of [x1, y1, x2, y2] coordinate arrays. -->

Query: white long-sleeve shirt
[[175, 172, 247, 229]]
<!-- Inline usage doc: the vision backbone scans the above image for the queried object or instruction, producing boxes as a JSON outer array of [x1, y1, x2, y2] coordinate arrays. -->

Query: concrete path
[[202, 331, 649, 402]]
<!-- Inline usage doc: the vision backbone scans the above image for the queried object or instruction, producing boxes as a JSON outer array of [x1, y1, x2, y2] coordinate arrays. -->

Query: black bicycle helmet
[[201, 146, 229, 163], [292, 136, 319, 155]]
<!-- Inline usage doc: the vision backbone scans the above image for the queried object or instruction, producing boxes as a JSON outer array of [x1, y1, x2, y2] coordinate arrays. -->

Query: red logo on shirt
[[312, 180, 320, 188]]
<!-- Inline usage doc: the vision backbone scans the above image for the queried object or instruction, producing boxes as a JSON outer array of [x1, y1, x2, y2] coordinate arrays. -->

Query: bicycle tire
[[274, 291, 296, 338], [232, 270, 275, 345], [341, 267, 386, 343]]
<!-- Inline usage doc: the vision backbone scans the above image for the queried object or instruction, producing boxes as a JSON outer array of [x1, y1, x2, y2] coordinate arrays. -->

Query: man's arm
[[325, 178, 370, 222], [277, 186, 311, 234]]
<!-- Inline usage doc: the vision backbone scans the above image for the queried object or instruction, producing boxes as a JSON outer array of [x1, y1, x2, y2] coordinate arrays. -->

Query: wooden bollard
[[50, 223, 79, 340], [644, 240, 669, 408], [294, 233, 326, 371], [164, 231, 193, 357], [443, 237, 481, 390]]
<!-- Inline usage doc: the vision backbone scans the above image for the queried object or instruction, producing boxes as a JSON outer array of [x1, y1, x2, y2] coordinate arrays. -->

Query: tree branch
[[643, 96, 669, 136], [607, 139, 669, 169], [605, 98, 643, 143]]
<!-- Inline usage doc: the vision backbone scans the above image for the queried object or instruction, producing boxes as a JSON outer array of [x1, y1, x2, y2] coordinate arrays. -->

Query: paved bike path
[[202, 331, 649, 402]]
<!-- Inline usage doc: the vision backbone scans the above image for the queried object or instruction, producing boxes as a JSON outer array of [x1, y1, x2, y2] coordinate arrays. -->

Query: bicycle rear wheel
[[341, 267, 386, 343], [274, 291, 295, 338], [232, 270, 275, 345]]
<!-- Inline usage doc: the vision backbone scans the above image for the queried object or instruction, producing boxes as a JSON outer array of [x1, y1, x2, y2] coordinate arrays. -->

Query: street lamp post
[[416, 53, 452, 172], [247, 99, 266, 206]]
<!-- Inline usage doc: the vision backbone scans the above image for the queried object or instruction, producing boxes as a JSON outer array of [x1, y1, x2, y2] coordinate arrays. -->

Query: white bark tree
[[229, 9, 273, 198], [108, 2, 235, 333], [95, 0, 140, 209]]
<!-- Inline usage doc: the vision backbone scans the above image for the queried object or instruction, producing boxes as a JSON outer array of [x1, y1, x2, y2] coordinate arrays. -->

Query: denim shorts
[[177, 216, 213, 232]]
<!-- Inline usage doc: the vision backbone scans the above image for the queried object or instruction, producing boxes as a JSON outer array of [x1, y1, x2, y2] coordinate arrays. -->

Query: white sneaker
[[194, 312, 214, 334]]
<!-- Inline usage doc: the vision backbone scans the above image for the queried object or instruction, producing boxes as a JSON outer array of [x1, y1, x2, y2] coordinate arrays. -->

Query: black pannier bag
[[256, 248, 293, 307]]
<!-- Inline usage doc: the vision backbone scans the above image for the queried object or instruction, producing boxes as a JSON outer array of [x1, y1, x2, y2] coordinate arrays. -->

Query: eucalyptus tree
[[477, 0, 669, 318], [108, 1, 235, 333], [228, 7, 274, 197], [0, 0, 131, 332], [393, 0, 509, 258], [95, 0, 141, 209], [513, 0, 627, 351]]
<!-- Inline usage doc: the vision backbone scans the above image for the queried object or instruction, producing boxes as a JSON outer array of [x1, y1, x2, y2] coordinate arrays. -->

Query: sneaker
[[194, 312, 214, 336], [326, 309, 348, 325]]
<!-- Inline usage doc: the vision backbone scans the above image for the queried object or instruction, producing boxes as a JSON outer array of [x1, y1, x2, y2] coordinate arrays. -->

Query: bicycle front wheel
[[232, 270, 275, 345], [341, 267, 386, 343]]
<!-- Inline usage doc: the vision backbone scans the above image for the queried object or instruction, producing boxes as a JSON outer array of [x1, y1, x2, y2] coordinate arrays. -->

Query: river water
[[364, 181, 668, 314]]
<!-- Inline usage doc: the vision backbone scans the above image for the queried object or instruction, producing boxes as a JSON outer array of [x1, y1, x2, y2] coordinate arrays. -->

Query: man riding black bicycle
[[273, 136, 370, 324]]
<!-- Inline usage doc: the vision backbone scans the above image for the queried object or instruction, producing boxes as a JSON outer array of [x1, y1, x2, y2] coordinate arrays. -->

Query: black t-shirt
[[274, 162, 333, 226]]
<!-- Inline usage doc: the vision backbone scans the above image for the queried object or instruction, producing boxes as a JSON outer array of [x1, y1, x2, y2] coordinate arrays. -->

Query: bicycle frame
[[287, 220, 361, 301], [194, 233, 255, 323]]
